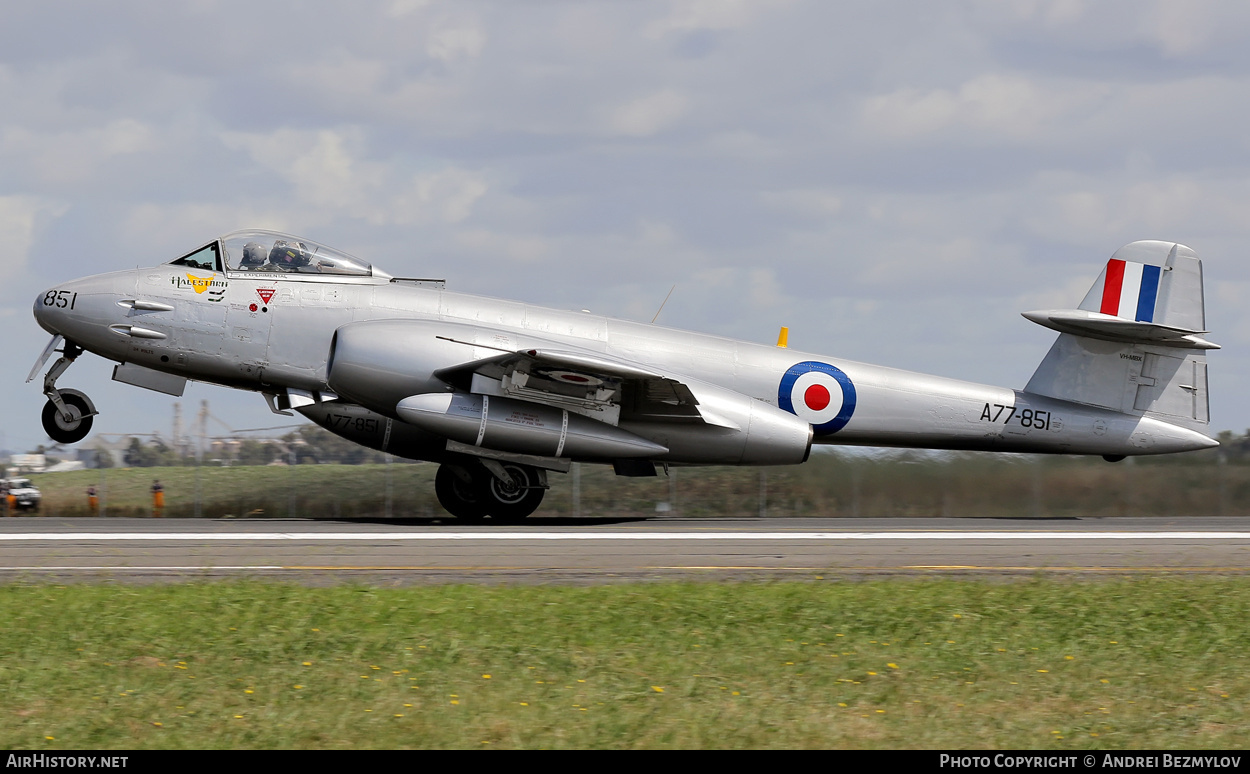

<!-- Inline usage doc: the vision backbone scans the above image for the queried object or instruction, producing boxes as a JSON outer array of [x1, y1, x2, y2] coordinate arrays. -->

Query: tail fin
[[1023, 241, 1215, 433]]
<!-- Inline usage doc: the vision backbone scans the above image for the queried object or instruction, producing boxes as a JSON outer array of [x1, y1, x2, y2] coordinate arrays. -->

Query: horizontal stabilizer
[[1021, 309, 1219, 350]]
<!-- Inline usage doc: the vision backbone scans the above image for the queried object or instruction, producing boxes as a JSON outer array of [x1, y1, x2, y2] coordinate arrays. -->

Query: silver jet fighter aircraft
[[30, 230, 1218, 520]]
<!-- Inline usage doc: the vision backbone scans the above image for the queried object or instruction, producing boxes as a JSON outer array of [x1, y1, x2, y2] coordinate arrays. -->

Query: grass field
[[18, 451, 1250, 519], [2, 578, 1249, 749]]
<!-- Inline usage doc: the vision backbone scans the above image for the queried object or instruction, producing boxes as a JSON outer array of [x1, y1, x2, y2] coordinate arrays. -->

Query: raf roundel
[[777, 361, 857, 435]]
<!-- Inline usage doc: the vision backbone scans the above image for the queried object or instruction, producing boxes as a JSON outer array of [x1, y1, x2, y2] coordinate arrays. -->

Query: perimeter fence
[[19, 449, 1250, 520]]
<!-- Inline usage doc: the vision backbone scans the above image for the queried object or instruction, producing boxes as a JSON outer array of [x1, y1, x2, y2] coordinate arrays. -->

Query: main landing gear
[[434, 459, 546, 523], [36, 339, 98, 444]]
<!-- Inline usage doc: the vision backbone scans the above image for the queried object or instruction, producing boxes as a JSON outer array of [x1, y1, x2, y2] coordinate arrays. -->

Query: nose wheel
[[42, 390, 94, 444], [31, 338, 98, 444]]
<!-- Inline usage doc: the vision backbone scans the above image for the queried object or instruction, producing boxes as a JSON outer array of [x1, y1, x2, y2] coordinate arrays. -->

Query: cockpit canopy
[[168, 230, 387, 279]]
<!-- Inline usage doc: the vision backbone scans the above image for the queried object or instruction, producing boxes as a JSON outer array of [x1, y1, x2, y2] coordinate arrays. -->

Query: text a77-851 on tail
[[29, 232, 1217, 521]]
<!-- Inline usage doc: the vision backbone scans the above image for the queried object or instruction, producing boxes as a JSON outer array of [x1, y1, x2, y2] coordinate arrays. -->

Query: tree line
[[110, 426, 395, 467]]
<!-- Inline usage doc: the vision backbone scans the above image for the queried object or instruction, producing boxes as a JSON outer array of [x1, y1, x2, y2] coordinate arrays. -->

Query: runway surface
[[3, 516, 1250, 584]]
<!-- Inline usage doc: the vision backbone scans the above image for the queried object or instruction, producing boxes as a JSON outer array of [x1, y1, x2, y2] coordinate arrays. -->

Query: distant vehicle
[[8, 453, 47, 473], [3, 478, 42, 512], [29, 231, 1218, 521]]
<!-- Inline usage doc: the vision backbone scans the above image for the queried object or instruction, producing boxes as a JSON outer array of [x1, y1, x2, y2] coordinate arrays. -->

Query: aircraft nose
[[34, 270, 147, 343], [33, 287, 65, 335], [33, 280, 94, 336]]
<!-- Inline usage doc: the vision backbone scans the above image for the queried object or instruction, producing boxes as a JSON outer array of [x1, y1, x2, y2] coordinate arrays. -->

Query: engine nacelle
[[327, 319, 594, 416], [326, 320, 466, 415]]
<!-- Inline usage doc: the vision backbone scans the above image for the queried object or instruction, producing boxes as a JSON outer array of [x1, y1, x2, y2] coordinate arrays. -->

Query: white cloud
[[972, 0, 1250, 58], [0, 195, 68, 283], [854, 236, 1002, 287], [1021, 171, 1250, 246], [222, 128, 374, 208], [1142, 1, 1222, 57], [454, 229, 552, 264], [397, 167, 489, 224], [427, 24, 486, 62], [1, 119, 154, 185], [760, 189, 844, 218], [986, 0, 1098, 27], [221, 128, 488, 225], [604, 90, 689, 137], [278, 54, 389, 110], [1212, 279, 1250, 345], [746, 267, 787, 311], [292, 132, 384, 210], [861, 74, 1110, 142], [1014, 271, 1099, 314], [637, 219, 680, 247], [645, 0, 777, 38], [387, 0, 432, 18], [705, 131, 783, 161]]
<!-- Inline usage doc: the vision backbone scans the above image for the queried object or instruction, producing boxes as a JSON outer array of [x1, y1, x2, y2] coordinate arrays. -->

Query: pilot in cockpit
[[240, 242, 269, 269], [268, 240, 315, 271]]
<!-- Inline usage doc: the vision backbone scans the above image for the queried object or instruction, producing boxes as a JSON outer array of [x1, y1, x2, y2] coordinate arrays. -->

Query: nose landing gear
[[34, 339, 98, 444]]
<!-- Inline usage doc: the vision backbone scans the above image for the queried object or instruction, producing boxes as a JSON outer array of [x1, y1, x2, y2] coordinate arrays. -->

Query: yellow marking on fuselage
[[185, 273, 215, 293]]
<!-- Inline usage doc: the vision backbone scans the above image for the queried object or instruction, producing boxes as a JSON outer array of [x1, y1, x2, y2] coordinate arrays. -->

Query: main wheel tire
[[480, 463, 545, 523], [434, 464, 488, 522], [42, 394, 93, 444]]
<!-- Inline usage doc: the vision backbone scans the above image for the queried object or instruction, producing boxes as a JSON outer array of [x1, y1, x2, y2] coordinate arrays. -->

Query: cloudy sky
[[3, 0, 1249, 455]]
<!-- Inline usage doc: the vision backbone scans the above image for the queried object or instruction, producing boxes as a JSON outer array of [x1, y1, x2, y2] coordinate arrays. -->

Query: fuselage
[[34, 258, 1216, 463]]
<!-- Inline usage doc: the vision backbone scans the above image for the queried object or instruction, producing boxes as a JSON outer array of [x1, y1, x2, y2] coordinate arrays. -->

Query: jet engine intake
[[326, 321, 462, 413]]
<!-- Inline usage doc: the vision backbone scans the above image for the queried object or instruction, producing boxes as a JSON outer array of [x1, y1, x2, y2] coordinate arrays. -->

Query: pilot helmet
[[269, 240, 311, 267], [241, 242, 267, 267]]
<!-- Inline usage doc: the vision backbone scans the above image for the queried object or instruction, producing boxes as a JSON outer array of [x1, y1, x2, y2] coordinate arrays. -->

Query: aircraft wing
[[431, 337, 719, 427]]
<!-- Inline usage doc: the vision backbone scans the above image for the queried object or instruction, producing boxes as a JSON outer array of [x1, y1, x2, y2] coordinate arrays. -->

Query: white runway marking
[[2, 531, 1250, 541], [2, 566, 283, 571]]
